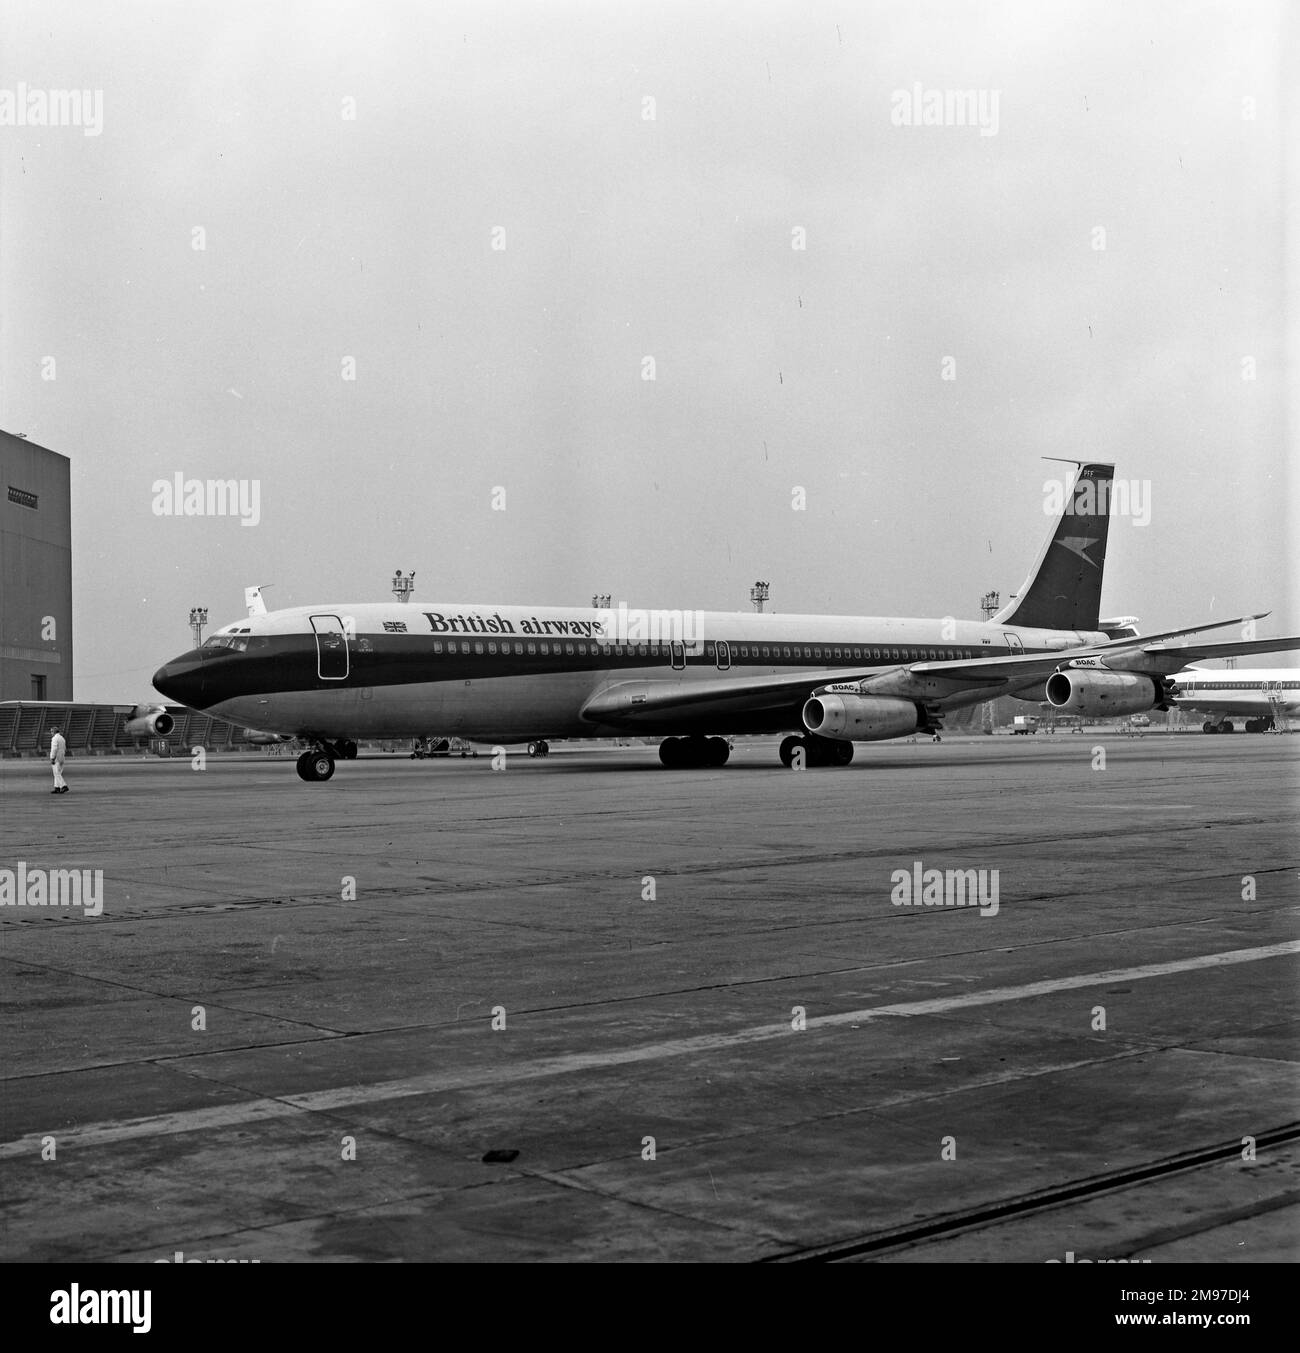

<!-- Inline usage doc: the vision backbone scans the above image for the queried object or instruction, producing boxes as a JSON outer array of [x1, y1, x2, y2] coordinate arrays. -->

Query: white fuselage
[[1170, 668, 1300, 719], [176, 601, 1106, 741]]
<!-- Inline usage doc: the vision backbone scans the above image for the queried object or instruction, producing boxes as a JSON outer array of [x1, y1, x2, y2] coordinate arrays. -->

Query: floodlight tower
[[978, 591, 1001, 732], [592, 594, 611, 609], [750, 581, 770, 612], [392, 570, 415, 603], [188, 607, 208, 648]]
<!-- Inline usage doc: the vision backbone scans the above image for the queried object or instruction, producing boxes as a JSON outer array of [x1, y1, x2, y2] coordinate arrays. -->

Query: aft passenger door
[[310, 614, 350, 680]]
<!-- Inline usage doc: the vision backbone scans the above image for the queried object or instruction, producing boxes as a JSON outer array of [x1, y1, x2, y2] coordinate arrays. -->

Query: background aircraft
[[1169, 667, 1299, 733]]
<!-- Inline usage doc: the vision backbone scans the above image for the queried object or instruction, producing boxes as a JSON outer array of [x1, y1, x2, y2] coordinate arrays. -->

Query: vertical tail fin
[[993, 463, 1113, 631]]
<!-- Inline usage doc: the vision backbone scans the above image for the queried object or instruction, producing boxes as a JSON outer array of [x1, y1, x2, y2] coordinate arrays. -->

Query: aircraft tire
[[833, 740, 854, 766], [779, 735, 800, 768]]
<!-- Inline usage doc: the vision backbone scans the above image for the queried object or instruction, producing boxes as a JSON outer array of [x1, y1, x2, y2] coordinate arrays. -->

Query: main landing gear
[[658, 736, 730, 768], [527, 740, 551, 757], [778, 734, 854, 768], [294, 738, 357, 781], [1202, 720, 1235, 734]]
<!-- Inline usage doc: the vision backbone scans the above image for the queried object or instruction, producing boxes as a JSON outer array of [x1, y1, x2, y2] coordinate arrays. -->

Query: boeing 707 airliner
[[1169, 667, 1300, 733], [152, 463, 1300, 780]]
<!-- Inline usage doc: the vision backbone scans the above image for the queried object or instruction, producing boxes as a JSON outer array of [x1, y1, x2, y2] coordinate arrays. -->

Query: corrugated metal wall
[[0, 703, 252, 754]]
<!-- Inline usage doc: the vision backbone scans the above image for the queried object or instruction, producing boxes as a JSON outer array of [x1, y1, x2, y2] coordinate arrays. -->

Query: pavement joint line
[[763, 1124, 1300, 1262], [2, 941, 1295, 1159], [514, 1165, 794, 1242], [0, 960, 352, 1039]]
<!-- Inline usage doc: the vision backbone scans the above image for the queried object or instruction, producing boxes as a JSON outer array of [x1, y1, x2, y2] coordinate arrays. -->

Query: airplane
[[1167, 666, 1300, 733], [152, 462, 1300, 782]]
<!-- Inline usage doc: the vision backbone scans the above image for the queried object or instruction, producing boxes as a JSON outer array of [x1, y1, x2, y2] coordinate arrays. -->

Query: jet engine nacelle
[[124, 704, 175, 738], [802, 693, 919, 741], [242, 728, 291, 745], [1045, 671, 1159, 716]]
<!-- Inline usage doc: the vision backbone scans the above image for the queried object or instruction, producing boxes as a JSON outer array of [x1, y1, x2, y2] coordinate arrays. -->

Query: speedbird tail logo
[[1056, 535, 1103, 567]]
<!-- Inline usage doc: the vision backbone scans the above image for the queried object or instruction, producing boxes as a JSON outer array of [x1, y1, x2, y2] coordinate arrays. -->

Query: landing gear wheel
[[659, 738, 681, 768], [706, 736, 730, 767], [296, 750, 335, 781], [1202, 721, 1216, 734], [1220, 721, 1234, 734], [833, 741, 854, 766], [340, 739, 358, 760], [779, 735, 800, 768]]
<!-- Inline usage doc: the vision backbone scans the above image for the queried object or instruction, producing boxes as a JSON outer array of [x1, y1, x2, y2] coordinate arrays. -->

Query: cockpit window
[[203, 634, 251, 652]]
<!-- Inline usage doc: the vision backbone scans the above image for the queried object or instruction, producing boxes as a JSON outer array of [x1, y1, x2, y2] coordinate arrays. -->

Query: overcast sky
[[1, 0, 1294, 702]]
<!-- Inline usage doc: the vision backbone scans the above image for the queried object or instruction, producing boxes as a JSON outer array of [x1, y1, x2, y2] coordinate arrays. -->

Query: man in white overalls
[[49, 726, 68, 794]]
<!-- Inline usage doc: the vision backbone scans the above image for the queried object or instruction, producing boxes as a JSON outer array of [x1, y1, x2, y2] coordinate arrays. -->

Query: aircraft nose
[[153, 656, 209, 708]]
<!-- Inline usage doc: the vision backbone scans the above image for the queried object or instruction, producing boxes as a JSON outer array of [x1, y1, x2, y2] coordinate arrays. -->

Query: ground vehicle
[[1012, 715, 1038, 734], [410, 737, 477, 759]]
